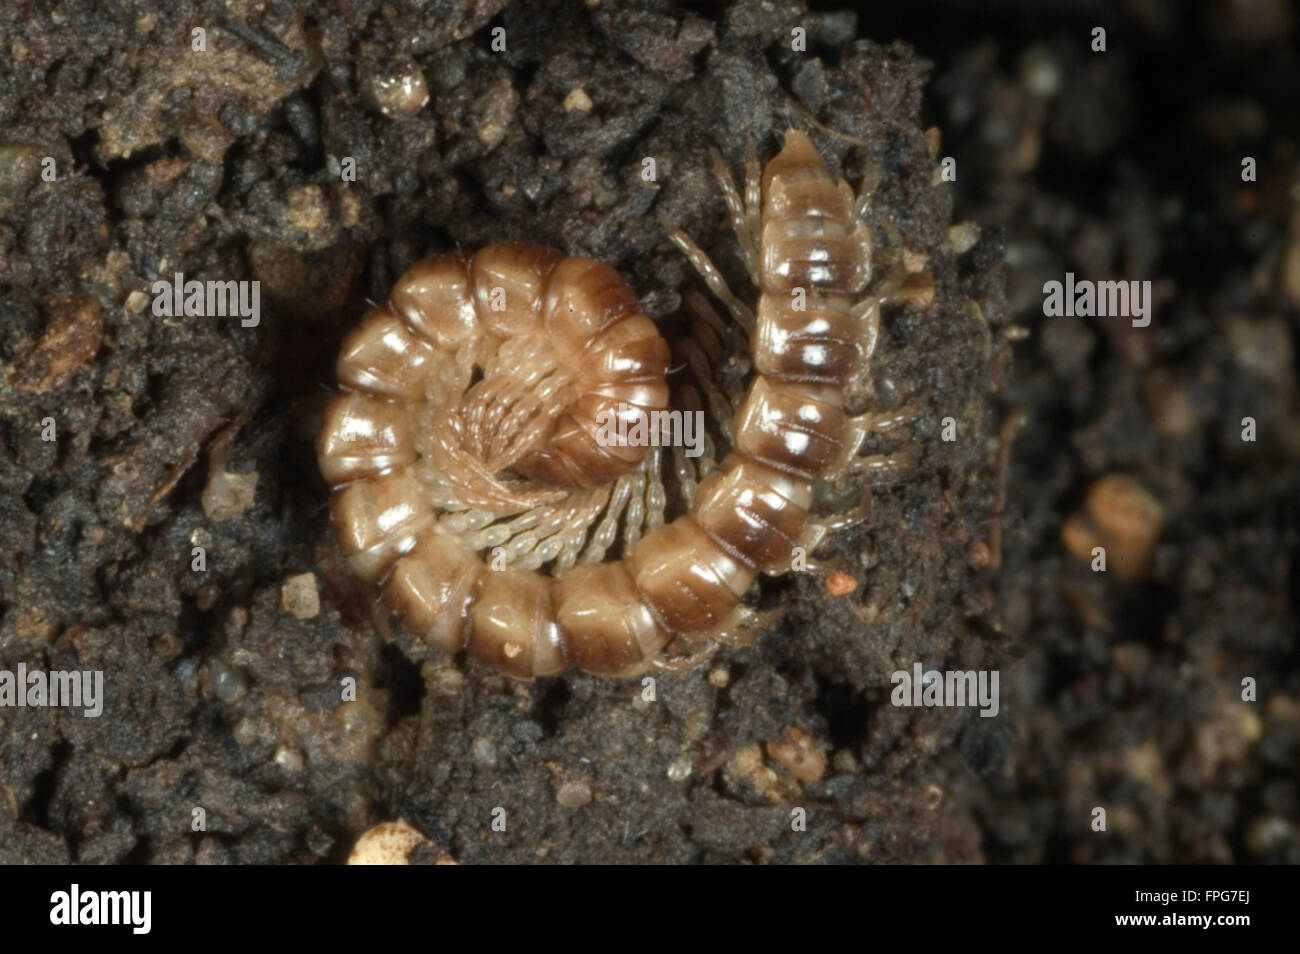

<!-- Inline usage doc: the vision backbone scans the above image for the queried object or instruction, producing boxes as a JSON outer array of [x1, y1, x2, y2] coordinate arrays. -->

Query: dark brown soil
[[0, 0, 1295, 864]]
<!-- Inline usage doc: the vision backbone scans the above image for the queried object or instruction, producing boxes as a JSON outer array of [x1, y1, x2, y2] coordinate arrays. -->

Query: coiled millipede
[[317, 128, 934, 679]]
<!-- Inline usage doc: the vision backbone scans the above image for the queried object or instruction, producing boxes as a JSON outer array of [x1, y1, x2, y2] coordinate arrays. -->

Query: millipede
[[316, 127, 935, 679]]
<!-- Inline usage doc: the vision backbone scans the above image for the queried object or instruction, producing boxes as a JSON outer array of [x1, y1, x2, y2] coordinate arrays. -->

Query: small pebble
[[334, 700, 380, 737], [555, 780, 593, 809], [207, 658, 246, 703], [232, 716, 263, 747], [825, 571, 858, 596], [348, 820, 429, 865], [201, 466, 258, 521], [286, 183, 328, 231], [727, 745, 782, 798], [280, 572, 320, 619], [471, 736, 498, 768], [666, 755, 693, 782], [949, 221, 981, 255], [124, 289, 151, 313], [563, 87, 593, 112], [366, 65, 430, 117], [765, 728, 827, 783], [274, 745, 304, 773], [475, 78, 518, 147], [1060, 474, 1163, 580]]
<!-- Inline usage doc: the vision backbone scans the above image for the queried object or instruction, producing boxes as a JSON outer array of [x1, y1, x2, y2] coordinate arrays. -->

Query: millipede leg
[[709, 604, 783, 647], [683, 289, 733, 342], [800, 555, 839, 573], [853, 402, 923, 434], [810, 503, 870, 534], [823, 410, 920, 481], [868, 228, 937, 310], [873, 261, 937, 309], [677, 341, 733, 441], [653, 640, 721, 674], [798, 552, 853, 577], [743, 139, 763, 274], [709, 148, 760, 287], [842, 449, 918, 482], [764, 520, 832, 575], [854, 158, 883, 222], [657, 210, 755, 332], [850, 295, 882, 367]]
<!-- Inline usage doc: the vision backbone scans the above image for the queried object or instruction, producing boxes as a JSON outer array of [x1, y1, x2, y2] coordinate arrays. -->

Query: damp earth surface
[[0, 0, 1296, 863]]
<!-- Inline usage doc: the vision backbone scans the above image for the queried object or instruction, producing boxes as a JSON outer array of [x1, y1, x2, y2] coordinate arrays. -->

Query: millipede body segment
[[317, 128, 930, 678]]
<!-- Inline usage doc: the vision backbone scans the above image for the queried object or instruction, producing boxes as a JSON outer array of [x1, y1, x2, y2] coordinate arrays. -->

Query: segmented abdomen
[[318, 129, 874, 678]]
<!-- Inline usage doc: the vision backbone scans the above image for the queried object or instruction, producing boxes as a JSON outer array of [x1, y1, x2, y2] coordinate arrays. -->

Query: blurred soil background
[[0, 0, 1296, 863]]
